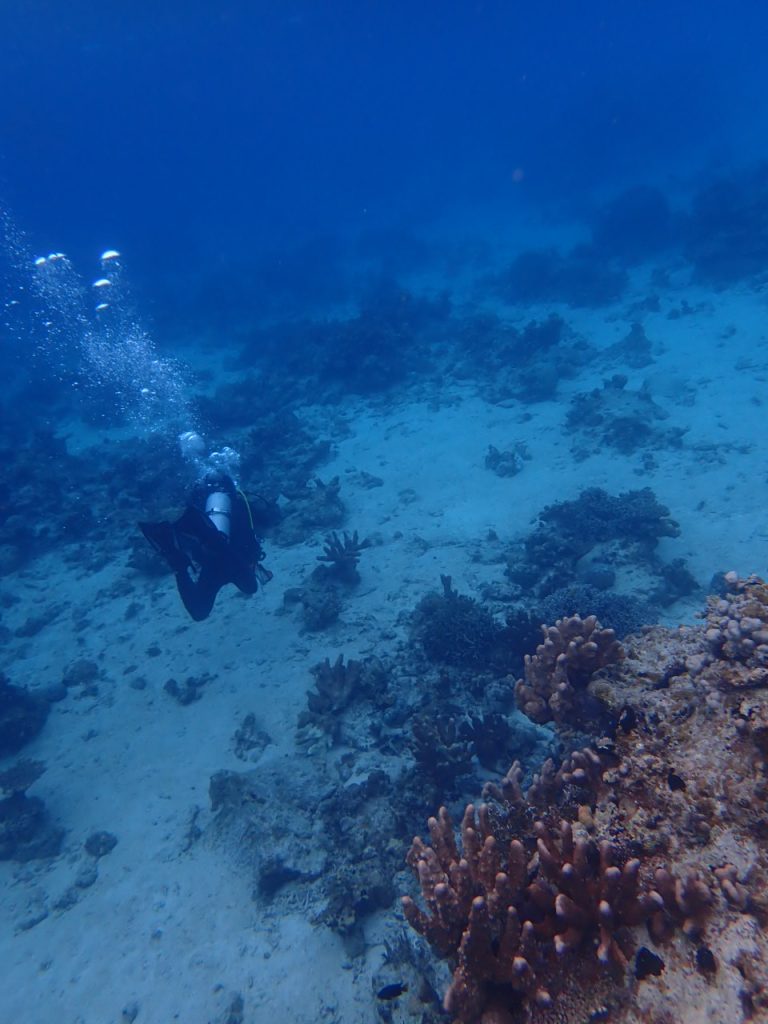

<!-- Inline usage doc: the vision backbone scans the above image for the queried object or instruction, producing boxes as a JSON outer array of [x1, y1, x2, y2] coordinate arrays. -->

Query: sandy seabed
[[1, 272, 767, 1024]]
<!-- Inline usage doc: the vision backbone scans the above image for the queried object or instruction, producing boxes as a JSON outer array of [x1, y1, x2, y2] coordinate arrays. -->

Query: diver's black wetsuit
[[140, 477, 271, 621]]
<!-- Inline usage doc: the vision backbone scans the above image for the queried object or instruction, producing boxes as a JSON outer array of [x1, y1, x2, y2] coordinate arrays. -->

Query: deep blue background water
[[1, 0, 767, 329]]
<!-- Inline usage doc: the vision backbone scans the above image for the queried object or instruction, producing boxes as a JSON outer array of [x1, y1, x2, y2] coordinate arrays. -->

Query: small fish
[[92, 278, 112, 288], [377, 983, 408, 1001], [95, 302, 109, 311], [100, 249, 121, 261], [34, 256, 47, 266]]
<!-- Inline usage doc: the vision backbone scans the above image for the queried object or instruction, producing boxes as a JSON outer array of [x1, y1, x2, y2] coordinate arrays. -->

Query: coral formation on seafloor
[[296, 653, 388, 746], [565, 376, 686, 458], [315, 529, 372, 584], [505, 486, 693, 620], [514, 613, 624, 727], [0, 675, 49, 756], [414, 575, 504, 671], [0, 758, 63, 862], [401, 574, 768, 1024]]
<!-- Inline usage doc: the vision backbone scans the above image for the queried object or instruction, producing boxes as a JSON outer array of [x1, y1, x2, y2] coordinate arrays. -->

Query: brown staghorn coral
[[402, 802, 671, 1023], [403, 577, 768, 1023], [481, 746, 608, 815], [514, 614, 624, 726]]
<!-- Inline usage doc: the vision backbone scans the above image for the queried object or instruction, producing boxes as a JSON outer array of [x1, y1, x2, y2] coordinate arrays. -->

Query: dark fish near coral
[[377, 983, 408, 1000]]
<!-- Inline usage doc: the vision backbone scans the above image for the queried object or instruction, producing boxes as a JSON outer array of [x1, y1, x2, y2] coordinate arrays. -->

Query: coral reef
[[414, 576, 503, 671], [273, 476, 346, 547], [84, 830, 118, 858], [534, 586, 654, 639], [0, 758, 46, 796], [0, 674, 49, 756], [402, 806, 671, 1022], [316, 530, 372, 585], [236, 281, 451, 402], [283, 523, 370, 631], [651, 557, 699, 607], [684, 162, 768, 285], [454, 312, 594, 405], [284, 581, 343, 631], [164, 673, 215, 705], [209, 757, 403, 953], [400, 576, 768, 1024], [506, 487, 692, 620], [513, 614, 624, 727], [239, 410, 333, 506], [0, 758, 63, 861], [484, 444, 530, 478], [494, 247, 628, 308], [535, 486, 679, 550], [410, 712, 476, 794], [703, 571, 768, 682], [602, 322, 655, 370], [232, 713, 272, 763], [566, 375, 686, 458], [591, 185, 673, 264], [297, 654, 388, 746], [313, 282, 450, 396]]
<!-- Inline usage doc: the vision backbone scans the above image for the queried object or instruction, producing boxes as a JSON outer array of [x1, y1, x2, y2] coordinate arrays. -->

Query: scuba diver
[[139, 471, 272, 621]]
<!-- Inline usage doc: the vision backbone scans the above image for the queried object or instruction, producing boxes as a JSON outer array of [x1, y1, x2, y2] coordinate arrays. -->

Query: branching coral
[[299, 655, 359, 740], [316, 529, 371, 584], [296, 654, 388, 747], [414, 576, 503, 670], [507, 487, 688, 613], [514, 614, 624, 726], [402, 803, 670, 1023], [402, 577, 768, 1023], [410, 713, 475, 792], [483, 746, 606, 813]]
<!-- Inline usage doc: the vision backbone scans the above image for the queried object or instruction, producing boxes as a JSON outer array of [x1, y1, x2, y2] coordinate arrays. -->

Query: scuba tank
[[205, 490, 232, 537]]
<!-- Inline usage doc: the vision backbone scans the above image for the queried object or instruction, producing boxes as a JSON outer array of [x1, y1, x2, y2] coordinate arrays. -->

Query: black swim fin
[[139, 521, 193, 574], [254, 563, 273, 586]]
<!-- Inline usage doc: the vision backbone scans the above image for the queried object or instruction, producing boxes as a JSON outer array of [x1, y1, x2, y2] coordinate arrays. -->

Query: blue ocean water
[[2, 3, 768, 1023]]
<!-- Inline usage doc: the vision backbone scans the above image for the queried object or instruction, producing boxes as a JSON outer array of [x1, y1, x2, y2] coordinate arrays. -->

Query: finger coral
[[402, 576, 768, 1024], [403, 803, 670, 1022], [514, 613, 623, 726]]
